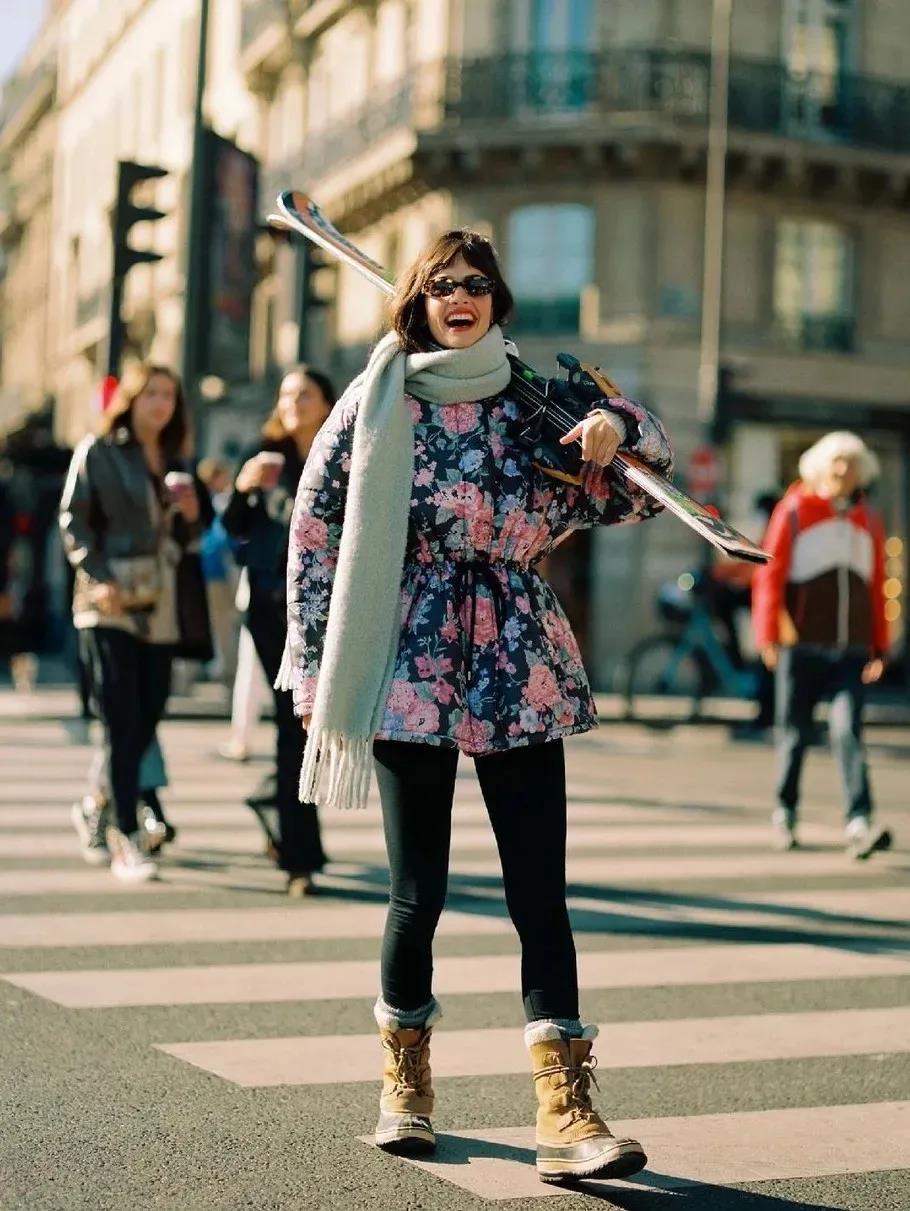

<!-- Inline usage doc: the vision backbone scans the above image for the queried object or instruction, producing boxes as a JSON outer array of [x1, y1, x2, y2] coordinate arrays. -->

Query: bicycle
[[616, 569, 759, 721]]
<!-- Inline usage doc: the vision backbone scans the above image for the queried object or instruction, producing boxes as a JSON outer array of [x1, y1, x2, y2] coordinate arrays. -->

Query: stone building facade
[[47, 0, 260, 448], [0, 7, 61, 434], [243, 0, 910, 680]]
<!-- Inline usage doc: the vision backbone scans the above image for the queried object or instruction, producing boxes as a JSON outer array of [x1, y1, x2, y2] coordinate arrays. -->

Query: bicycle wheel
[[617, 635, 708, 722]]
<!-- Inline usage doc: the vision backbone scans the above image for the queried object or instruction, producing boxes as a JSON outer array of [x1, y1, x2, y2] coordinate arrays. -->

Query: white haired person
[[752, 431, 892, 858]]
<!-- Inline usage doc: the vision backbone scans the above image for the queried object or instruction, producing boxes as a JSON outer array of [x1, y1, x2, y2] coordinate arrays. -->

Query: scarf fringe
[[274, 634, 294, 693], [298, 726, 372, 811]]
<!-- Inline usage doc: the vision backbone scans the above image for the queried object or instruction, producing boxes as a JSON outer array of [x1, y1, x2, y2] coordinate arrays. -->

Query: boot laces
[[383, 1037, 429, 1096], [535, 1056, 602, 1131]]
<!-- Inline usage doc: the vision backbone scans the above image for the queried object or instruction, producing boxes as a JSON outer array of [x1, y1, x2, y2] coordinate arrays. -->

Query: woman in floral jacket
[[286, 230, 672, 1181]]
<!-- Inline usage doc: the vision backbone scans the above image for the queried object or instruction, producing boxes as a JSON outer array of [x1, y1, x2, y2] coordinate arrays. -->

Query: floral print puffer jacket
[[287, 389, 673, 755]]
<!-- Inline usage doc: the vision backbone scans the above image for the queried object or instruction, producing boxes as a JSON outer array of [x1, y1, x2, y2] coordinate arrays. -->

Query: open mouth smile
[[445, 310, 477, 331]]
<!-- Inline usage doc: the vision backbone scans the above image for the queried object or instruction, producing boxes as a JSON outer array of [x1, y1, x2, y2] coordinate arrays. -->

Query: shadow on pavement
[[422, 1134, 845, 1209]]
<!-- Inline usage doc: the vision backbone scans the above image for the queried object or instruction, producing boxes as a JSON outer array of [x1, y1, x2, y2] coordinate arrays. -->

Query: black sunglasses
[[424, 274, 495, 299]]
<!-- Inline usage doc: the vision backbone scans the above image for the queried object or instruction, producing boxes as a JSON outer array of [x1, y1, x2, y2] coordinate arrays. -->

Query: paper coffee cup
[[164, 471, 194, 496], [258, 452, 285, 487]]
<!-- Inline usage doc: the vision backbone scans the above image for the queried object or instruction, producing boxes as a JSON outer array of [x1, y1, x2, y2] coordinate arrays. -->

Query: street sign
[[687, 444, 722, 499]]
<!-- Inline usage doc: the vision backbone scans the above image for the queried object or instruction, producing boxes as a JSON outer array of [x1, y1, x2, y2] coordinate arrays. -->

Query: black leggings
[[81, 628, 173, 835], [374, 738, 578, 1023]]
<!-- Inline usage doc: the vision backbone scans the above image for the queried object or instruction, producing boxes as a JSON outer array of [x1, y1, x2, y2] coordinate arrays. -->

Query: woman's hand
[[175, 485, 201, 524], [559, 410, 623, 467], [862, 657, 885, 685], [760, 645, 780, 671], [91, 582, 124, 617], [235, 456, 267, 493]]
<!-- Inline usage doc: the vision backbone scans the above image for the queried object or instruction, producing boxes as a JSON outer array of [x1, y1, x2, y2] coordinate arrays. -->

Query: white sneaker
[[771, 809, 797, 852], [844, 817, 893, 860], [107, 828, 159, 883], [217, 738, 249, 762], [70, 796, 110, 866]]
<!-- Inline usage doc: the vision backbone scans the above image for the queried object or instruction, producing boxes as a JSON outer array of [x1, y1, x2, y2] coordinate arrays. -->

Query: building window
[[773, 219, 855, 352], [525, 0, 594, 112], [507, 204, 594, 334], [783, 0, 853, 137]]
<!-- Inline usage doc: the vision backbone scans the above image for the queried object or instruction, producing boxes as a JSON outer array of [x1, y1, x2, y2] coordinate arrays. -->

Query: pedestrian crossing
[[2, 713, 909, 1206]]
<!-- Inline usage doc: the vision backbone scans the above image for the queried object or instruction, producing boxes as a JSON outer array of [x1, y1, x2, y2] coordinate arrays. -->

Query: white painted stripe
[[155, 1006, 910, 1088], [567, 886, 910, 929], [0, 905, 513, 949], [1, 887, 906, 949], [0, 820, 861, 857], [1, 848, 900, 897], [456, 850, 903, 884], [380, 1102, 910, 1199], [0, 802, 721, 831], [7, 943, 907, 1008]]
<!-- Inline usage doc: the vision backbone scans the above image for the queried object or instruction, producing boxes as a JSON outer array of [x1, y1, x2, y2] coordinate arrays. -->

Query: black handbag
[[175, 549, 214, 662]]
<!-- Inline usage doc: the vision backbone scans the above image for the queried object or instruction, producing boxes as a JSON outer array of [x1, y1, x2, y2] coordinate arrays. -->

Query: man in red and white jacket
[[752, 431, 892, 858]]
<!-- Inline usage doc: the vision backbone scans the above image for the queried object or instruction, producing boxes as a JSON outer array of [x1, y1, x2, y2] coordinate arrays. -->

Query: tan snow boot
[[373, 1001, 440, 1154], [527, 1023, 647, 1183]]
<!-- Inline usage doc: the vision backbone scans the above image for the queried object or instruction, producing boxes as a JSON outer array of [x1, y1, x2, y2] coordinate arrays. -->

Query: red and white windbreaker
[[752, 483, 888, 656]]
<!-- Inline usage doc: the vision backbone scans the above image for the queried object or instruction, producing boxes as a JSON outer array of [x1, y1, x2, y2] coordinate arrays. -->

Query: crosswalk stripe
[[0, 847, 900, 897], [0, 802, 720, 830], [1, 886, 906, 948], [0, 820, 868, 858], [6, 942, 908, 1008], [0, 904, 513, 948], [380, 1101, 910, 1200], [154, 1006, 910, 1088]]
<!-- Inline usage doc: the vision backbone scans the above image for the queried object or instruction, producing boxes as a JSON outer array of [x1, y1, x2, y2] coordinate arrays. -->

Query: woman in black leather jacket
[[59, 363, 211, 883], [222, 365, 335, 895]]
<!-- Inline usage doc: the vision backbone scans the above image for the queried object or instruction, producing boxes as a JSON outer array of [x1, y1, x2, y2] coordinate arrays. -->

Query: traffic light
[[295, 241, 332, 361], [107, 160, 168, 376]]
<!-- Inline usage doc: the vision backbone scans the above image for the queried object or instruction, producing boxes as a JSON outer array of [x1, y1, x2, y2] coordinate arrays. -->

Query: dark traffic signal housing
[[107, 160, 168, 376]]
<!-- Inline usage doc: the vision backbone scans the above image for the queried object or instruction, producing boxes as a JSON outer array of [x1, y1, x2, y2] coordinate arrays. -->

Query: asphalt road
[[1, 692, 908, 1211]]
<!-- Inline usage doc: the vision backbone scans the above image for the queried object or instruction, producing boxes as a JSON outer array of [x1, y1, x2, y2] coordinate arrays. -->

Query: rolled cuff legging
[[374, 736, 578, 1022], [775, 645, 873, 822], [81, 627, 173, 835]]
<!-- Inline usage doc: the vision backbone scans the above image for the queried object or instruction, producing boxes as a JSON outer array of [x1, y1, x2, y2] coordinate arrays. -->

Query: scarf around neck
[[296, 325, 512, 810]]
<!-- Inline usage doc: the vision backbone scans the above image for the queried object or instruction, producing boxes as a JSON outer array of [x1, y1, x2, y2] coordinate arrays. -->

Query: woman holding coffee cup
[[60, 363, 209, 882], [222, 365, 336, 895]]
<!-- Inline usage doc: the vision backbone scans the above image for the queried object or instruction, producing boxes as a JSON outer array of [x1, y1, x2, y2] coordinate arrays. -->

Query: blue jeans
[[775, 646, 873, 823]]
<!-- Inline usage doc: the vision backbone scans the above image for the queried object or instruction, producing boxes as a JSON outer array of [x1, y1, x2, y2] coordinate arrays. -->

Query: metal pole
[[696, 0, 733, 427], [106, 273, 125, 379], [180, 0, 211, 435]]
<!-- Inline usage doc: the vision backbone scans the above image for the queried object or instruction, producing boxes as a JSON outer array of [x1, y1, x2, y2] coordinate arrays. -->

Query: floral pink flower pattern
[[287, 388, 672, 754]]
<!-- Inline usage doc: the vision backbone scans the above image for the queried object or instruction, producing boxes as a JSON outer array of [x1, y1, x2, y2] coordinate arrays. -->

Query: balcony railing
[[511, 296, 582, 336], [267, 49, 910, 196], [240, 0, 287, 52]]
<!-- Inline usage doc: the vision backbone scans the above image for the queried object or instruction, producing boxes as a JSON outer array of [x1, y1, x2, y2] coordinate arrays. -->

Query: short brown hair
[[99, 363, 191, 459], [261, 364, 337, 442], [389, 230, 514, 353]]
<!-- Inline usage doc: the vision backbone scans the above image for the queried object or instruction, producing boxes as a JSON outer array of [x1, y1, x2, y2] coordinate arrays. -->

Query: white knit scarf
[[296, 325, 512, 810]]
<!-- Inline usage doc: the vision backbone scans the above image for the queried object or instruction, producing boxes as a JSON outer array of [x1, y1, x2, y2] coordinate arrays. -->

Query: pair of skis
[[269, 190, 769, 565]]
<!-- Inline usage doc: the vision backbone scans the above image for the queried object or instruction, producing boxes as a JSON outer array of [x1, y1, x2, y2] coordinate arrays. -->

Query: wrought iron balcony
[[267, 48, 910, 198]]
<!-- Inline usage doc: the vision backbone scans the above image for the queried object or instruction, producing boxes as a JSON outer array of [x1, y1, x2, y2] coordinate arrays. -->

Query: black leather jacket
[[59, 426, 208, 602], [222, 437, 305, 599]]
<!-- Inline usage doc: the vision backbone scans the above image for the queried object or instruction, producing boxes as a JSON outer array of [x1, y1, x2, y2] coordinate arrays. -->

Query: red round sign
[[687, 445, 721, 498]]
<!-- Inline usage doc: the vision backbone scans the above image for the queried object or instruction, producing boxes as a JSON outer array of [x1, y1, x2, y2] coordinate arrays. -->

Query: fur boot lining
[[373, 996, 442, 1032], [524, 1021, 600, 1048]]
